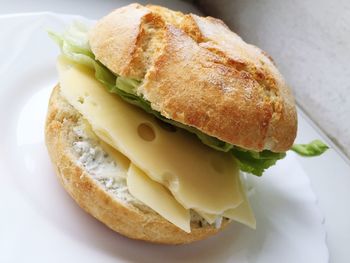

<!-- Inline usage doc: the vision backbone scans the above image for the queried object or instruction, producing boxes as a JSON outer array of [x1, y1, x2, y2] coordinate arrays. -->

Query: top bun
[[89, 3, 297, 152]]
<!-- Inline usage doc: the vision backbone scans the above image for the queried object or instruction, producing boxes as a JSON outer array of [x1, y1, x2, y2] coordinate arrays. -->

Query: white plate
[[0, 12, 342, 263]]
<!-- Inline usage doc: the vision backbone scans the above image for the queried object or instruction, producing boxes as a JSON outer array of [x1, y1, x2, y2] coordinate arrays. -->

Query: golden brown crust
[[45, 85, 228, 244], [89, 4, 297, 152]]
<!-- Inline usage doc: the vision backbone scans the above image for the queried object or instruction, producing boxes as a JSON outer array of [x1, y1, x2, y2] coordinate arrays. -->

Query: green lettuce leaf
[[291, 140, 329, 157], [48, 23, 116, 90], [49, 23, 327, 177], [231, 148, 286, 176]]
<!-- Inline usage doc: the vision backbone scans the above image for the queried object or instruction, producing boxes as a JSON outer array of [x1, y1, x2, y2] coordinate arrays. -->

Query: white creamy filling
[[71, 121, 218, 227], [72, 124, 141, 204]]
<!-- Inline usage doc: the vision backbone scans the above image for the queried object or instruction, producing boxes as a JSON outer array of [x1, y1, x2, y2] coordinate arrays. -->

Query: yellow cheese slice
[[99, 140, 130, 174], [127, 163, 190, 232], [58, 57, 243, 214], [195, 211, 218, 224], [195, 179, 256, 227], [223, 180, 256, 229]]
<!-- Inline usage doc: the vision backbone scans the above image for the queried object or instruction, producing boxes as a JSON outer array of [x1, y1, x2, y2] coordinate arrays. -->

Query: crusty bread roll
[[45, 85, 229, 244], [89, 3, 297, 152]]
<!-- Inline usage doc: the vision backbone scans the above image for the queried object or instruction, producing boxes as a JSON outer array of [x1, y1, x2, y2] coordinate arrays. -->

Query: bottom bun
[[45, 85, 230, 244]]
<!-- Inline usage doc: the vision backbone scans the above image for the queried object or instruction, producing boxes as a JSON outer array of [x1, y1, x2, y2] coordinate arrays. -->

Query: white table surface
[[1, 1, 350, 263]]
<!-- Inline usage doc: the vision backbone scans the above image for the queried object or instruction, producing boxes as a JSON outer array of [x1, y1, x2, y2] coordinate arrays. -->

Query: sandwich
[[46, 3, 328, 244]]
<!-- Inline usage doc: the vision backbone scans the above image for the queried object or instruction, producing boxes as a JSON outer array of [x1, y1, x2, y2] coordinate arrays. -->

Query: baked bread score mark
[[89, 3, 297, 153]]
